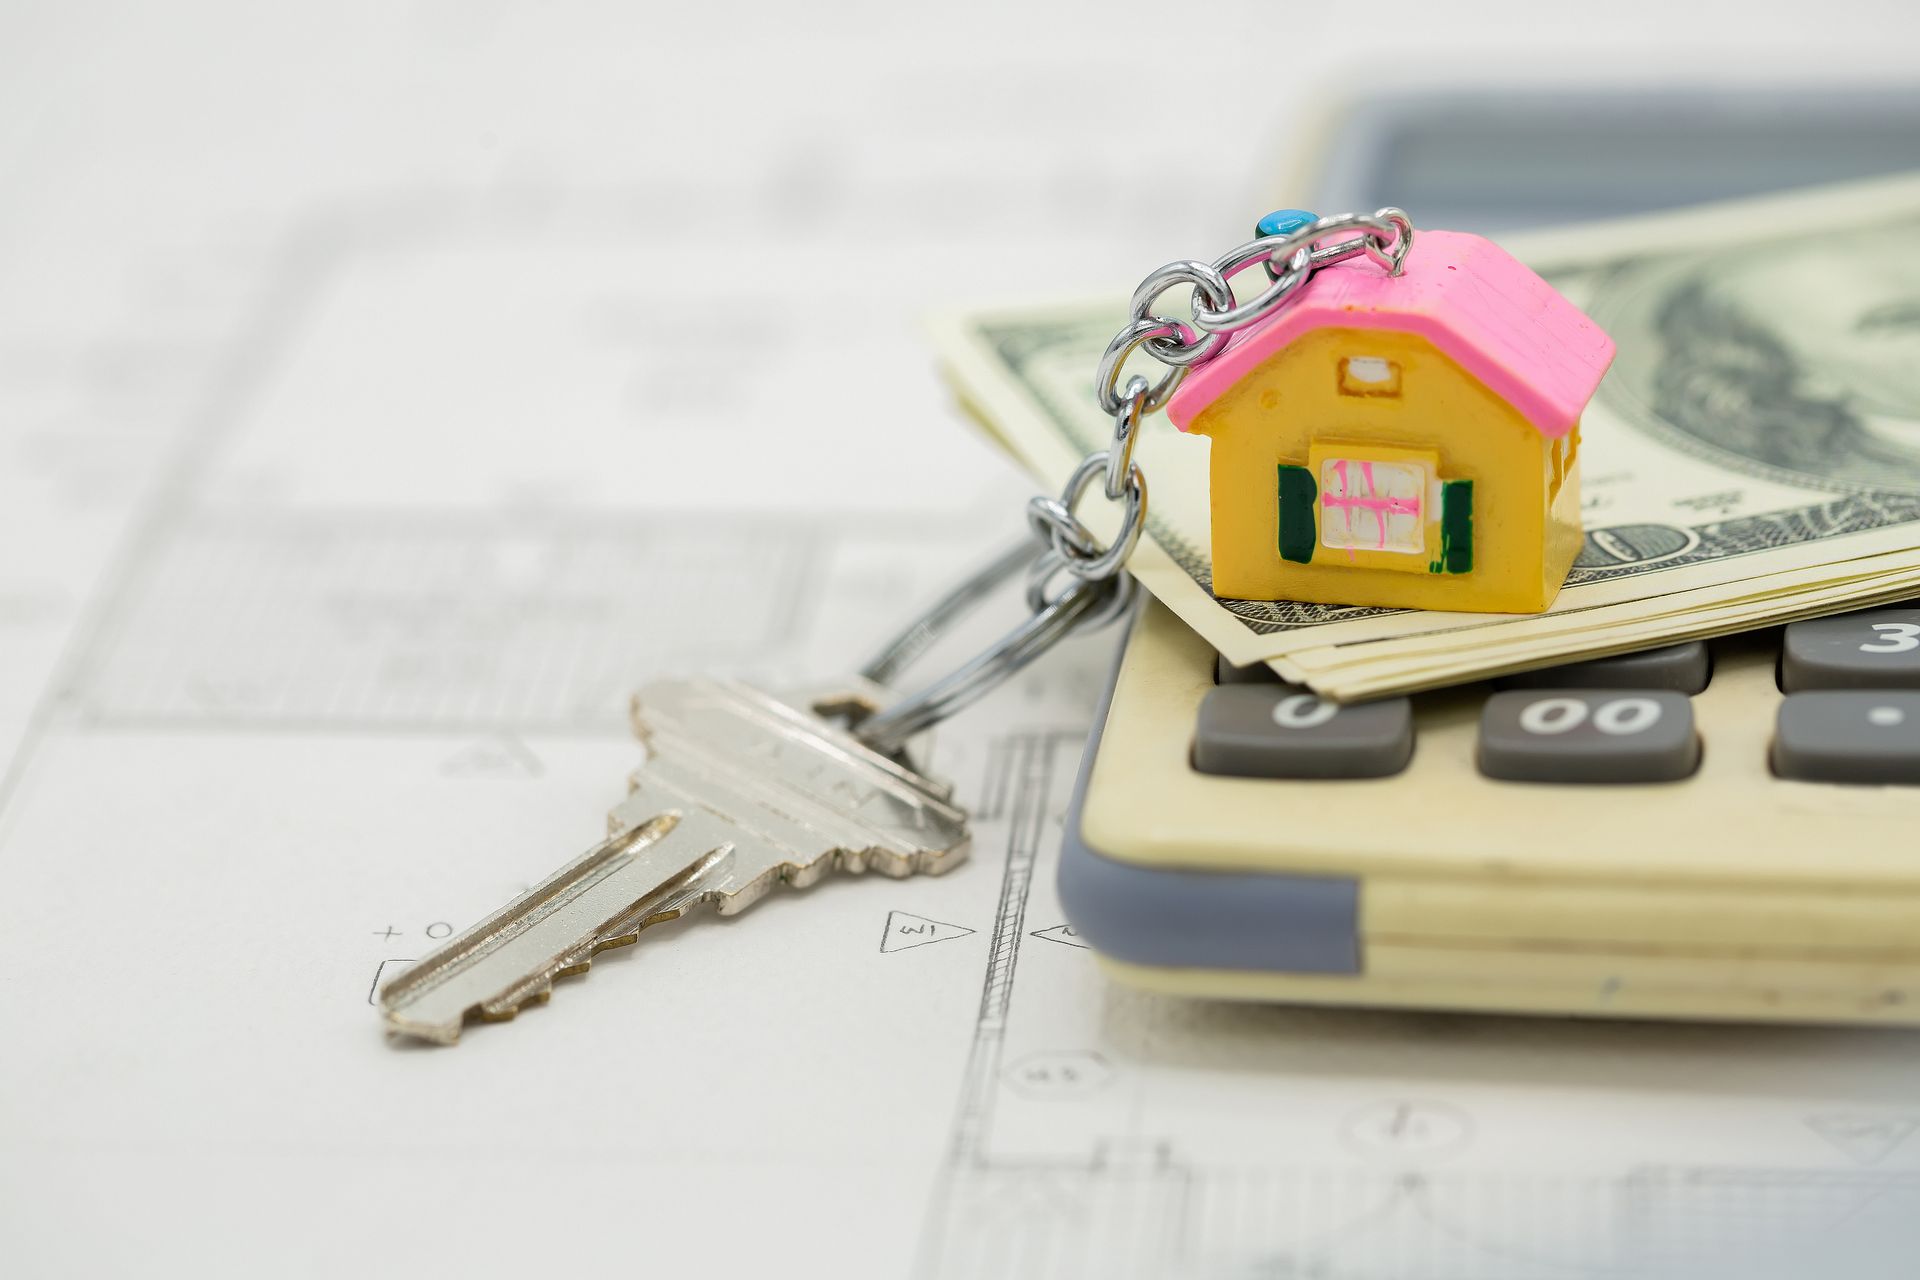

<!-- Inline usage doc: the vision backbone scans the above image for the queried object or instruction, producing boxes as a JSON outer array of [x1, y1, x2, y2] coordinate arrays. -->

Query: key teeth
[[381, 829, 968, 1045], [708, 836, 972, 916], [383, 903, 712, 1044], [478, 987, 549, 1022]]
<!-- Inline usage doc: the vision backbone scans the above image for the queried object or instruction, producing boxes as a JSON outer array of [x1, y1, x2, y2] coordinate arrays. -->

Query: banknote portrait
[[1595, 233, 1920, 494]]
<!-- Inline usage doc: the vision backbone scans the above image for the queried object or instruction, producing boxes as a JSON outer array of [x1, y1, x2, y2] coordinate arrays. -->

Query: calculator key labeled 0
[[1477, 689, 1699, 783], [1782, 608, 1920, 691], [1193, 685, 1413, 779]]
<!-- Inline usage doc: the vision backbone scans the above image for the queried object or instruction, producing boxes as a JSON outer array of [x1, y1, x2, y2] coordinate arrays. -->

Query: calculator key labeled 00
[[1477, 689, 1699, 784]]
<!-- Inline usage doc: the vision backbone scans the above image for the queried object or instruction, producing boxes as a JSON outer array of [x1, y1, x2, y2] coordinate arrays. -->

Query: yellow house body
[[1165, 230, 1617, 615]]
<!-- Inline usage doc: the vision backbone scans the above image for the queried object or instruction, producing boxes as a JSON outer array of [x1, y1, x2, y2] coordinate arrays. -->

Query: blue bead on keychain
[[1256, 209, 1318, 280], [1255, 208, 1319, 238]]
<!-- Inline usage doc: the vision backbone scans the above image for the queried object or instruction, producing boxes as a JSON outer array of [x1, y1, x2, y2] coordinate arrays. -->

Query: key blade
[[379, 814, 731, 1045]]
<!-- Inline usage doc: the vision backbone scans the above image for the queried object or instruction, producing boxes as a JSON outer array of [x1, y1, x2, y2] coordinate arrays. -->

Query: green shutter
[[1277, 464, 1317, 565], [1436, 479, 1473, 574]]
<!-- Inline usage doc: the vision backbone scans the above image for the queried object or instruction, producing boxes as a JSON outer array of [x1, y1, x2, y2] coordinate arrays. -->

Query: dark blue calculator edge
[[1056, 617, 1363, 976]]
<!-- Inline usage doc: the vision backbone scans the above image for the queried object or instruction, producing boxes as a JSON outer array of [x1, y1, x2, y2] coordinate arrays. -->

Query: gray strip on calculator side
[[1057, 619, 1362, 976]]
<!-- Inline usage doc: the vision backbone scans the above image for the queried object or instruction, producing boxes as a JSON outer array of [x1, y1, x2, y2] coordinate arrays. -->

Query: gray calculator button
[[1478, 689, 1698, 784], [1782, 608, 1920, 691], [1771, 692, 1920, 785], [1498, 641, 1710, 694], [1193, 686, 1413, 779], [1216, 653, 1283, 685]]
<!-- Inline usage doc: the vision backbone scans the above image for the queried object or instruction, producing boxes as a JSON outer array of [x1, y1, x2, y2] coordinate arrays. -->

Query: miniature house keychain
[[1036, 208, 1617, 617]]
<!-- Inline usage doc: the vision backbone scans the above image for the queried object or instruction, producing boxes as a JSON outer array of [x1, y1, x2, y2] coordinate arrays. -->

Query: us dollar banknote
[[935, 173, 1920, 696]]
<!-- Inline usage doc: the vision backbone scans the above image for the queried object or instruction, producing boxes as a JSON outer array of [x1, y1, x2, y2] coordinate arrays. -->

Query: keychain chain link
[[852, 208, 1414, 754], [1036, 207, 1412, 595]]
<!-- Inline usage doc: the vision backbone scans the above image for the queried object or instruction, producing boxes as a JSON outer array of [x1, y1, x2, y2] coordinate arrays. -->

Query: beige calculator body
[[1060, 599, 1920, 1024]]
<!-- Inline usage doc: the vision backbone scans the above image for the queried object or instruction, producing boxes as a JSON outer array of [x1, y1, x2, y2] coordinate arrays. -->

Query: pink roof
[[1165, 229, 1615, 439]]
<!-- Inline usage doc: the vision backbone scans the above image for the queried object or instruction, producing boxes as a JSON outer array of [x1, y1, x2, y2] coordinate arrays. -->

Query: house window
[[1549, 425, 1581, 501], [1338, 355, 1402, 397], [1319, 457, 1426, 554]]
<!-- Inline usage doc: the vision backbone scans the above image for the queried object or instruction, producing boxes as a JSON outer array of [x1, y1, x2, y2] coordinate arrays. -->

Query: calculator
[[1059, 599, 1920, 1024]]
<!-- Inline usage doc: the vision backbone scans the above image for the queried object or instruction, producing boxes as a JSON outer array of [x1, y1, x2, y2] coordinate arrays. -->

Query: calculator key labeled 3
[[1193, 686, 1413, 779], [1782, 608, 1920, 691], [1497, 641, 1710, 694], [1772, 692, 1920, 785], [1478, 689, 1699, 784]]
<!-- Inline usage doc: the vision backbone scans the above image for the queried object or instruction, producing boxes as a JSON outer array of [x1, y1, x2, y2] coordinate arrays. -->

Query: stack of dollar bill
[[934, 175, 1920, 699]]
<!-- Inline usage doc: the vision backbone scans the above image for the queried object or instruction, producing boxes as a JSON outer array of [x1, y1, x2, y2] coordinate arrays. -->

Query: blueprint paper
[[4, 6, 1920, 1278]]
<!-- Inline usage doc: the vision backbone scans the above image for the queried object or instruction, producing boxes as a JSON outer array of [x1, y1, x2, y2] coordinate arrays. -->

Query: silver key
[[380, 676, 970, 1044]]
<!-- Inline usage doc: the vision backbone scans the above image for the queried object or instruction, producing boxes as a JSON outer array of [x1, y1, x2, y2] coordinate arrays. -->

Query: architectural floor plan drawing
[[4, 137, 1920, 1280]]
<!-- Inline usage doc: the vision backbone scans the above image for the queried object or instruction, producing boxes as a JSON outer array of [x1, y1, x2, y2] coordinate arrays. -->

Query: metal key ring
[[857, 538, 1045, 689], [1055, 452, 1145, 580], [1024, 548, 1137, 630], [853, 562, 1128, 756], [1025, 452, 1146, 580]]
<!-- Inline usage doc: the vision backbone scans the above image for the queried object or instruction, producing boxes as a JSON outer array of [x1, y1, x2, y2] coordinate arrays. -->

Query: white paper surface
[[4, 5, 1920, 1278]]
